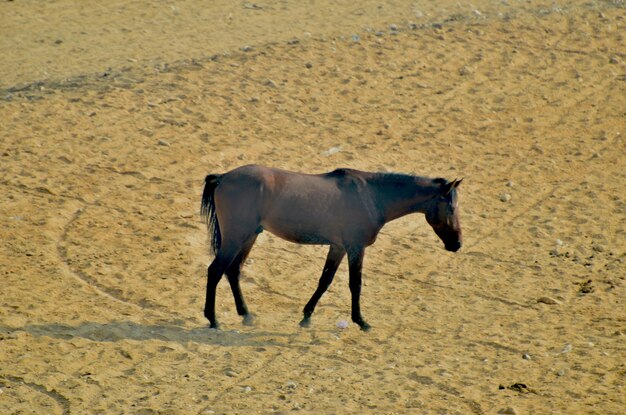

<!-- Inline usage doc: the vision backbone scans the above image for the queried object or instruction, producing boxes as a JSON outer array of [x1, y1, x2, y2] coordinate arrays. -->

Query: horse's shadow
[[1, 320, 299, 347]]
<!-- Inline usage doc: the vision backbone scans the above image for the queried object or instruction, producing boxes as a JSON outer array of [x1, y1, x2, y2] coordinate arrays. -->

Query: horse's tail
[[200, 174, 223, 255]]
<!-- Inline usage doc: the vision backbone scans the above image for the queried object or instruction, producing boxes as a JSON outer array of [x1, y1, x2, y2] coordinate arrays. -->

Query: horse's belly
[[261, 221, 335, 245]]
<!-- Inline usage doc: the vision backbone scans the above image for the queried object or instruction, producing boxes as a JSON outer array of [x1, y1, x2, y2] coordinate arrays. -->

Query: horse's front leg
[[347, 246, 370, 331], [300, 244, 345, 328]]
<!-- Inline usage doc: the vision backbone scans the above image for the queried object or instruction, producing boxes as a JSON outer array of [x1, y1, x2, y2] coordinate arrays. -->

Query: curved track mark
[[0, 375, 71, 415], [57, 202, 184, 320]]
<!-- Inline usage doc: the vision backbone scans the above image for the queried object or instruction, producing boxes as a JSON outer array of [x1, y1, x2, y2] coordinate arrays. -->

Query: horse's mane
[[327, 169, 446, 197], [371, 172, 443, 189]]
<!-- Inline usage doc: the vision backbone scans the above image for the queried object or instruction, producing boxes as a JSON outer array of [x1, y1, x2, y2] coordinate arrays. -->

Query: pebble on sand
[[537, 296, 560, 305], [498, 407, 517, 415], [321, 146, 342, 156], [500, 193, 511, 202], [336, 320, 349, 329], [459, 65, 473, 76]]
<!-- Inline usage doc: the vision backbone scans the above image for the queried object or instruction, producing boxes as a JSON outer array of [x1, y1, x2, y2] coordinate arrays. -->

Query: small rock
[[305, 62, 313, 69], [508, 383, 530, 393], [522, 353, 531, 360], [592, 244, 605, 252], [285, 380, 298, 389], [242, 386, 252, 393], [560, 344, 572, 354], [537, 296, 559, 305], [265, 79, 278, 88], [243, 3, 262, 10], [498, 407, 517, 415], [241, 45, 253, 52], [609, 56, 619, 64], [351, 34, 360, 42], [578, 279, 594, 294], [500, 193, 511, 202], [459, 65, 473, 76], [336, 320, 349, 329], [225, 370, 238, 377], [321, 146, 342, 156], [157, 139, 170, 147]]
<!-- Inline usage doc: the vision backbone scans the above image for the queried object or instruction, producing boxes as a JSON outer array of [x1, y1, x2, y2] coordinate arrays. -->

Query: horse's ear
[[441, 178, 462, 195]]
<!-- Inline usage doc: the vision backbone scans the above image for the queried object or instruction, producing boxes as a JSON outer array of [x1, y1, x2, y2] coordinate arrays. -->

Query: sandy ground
[[1, 1, 625, 414]]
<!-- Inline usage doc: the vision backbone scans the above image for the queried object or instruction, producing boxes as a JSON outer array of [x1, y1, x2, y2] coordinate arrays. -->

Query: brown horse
[[201, 164, 462, 331]]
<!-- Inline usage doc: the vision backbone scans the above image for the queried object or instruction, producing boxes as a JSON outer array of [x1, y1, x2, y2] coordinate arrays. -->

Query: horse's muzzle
[[445, 241, 462, 252]]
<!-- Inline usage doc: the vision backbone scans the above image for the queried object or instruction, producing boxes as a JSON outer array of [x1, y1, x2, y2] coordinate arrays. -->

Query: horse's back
[[220, 164, 367, 184], [212, 165, 380, 246]]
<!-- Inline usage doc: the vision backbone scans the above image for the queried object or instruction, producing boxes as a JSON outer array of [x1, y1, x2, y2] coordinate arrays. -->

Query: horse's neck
[[370, 175, 436, 223]]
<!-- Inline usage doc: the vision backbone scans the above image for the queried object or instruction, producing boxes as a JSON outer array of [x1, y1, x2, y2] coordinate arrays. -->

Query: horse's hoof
[[209, 321, 220, 330], [299, 317, 311, 328], [358, 321, 371, 332], [242, 313, 255, 326]]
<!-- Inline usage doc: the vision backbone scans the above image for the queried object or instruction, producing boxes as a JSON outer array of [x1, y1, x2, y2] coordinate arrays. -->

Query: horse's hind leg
[[299, 244, 345, 328], [225, 234, 258, 326], [204, 244, 240, 329]]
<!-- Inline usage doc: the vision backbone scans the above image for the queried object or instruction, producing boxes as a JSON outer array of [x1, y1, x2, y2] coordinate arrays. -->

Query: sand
[[1, 1, 625, 414]]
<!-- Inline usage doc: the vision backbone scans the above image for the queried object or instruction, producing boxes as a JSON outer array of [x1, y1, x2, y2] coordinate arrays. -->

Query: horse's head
[[425, 178, 463, 252]]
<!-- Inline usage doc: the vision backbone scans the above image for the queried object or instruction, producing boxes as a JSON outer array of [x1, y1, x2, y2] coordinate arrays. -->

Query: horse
[[200, 164, 462, 331]]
